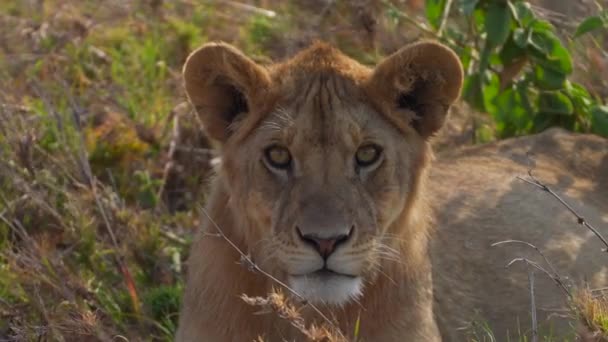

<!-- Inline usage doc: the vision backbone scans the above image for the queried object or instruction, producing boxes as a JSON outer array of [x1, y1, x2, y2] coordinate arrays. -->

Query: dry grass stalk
[[242, 289, 346, 342], [499, 168, 608, 341]]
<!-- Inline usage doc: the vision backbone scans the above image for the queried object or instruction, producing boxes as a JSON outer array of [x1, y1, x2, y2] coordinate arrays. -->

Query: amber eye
[[355, 144, 382, 167], [264, 145, 292, 169]]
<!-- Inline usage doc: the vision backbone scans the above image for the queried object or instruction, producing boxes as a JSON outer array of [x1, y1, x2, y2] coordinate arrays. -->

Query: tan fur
[[176, 41, 608, 341]]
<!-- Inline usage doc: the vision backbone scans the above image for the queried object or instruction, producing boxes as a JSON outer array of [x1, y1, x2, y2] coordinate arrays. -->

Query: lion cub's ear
[[366, 41, 463, 138], [182, 42, 271, 142]]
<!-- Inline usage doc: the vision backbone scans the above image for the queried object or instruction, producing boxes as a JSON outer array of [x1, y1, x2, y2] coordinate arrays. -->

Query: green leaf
[[499, 34, 527, 65], [473, 8, 486, 32], [492, 86, 529, 137], [512, 28, 530, 48], [482, 71, 501, 114], [463, 71, 498, 113], [478, 42, 492, 75], [566, 81, 592, 113], [485, 2, 512, 47], [526, 22, 573, 75], [533, 43, 573, 75], [574, 16, 605, 38], [533, 112, 556, 132], [537, 91, 574, 115], [458, 0, 479, 15], [463, 74, 485, 112], [529, 19, 554, 33], [509, 1, 536, 27], [426, 0, 447, 29], [532, 65, 567, 90], [566, 82, 592, 106], [516, 82, 536, 115], [590, 106, 608, 136], [456, 45, 474, 71], [566, 82, 591, 98]]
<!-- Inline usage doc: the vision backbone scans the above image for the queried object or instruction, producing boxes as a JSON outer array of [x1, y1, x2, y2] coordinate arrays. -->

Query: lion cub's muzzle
[[296, 225, 353, 260], [287, 224, 365, 304], [279, 193, 371, 304]]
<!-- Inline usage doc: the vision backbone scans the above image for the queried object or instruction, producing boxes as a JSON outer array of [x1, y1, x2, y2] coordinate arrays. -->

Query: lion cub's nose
[[297, 227, 353, 259]]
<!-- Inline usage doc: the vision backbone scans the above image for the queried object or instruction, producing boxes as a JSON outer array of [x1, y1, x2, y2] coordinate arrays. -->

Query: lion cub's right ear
[[182, 42, 271, 142], [366, 41, 463, 138]]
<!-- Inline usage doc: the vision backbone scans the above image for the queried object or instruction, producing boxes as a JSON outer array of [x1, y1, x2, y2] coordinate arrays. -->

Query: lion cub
[[176, 40, 608, 341]]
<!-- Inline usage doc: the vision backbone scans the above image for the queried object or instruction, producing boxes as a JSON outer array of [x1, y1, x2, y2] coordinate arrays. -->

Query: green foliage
[[425, 0, 608, 138], [426, 0, 447, 29], [575, 11, 608, 38], [591, 105, 608, 136], [242, 14, 282, 56], [104, 28, 172, 125], [144, 285, 182, 327]]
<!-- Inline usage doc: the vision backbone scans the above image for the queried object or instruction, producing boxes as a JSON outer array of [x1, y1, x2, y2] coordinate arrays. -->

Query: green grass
[[0, 1, 213, 339]]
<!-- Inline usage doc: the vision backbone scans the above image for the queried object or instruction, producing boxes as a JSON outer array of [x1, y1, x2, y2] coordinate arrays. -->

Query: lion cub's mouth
[[294, 268, 357, 279], [288, 268, 363, 305]]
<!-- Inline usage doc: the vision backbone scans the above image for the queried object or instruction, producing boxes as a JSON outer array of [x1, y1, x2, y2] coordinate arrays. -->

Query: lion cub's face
[[226, 77, 424, 304], [183, 41, 463, 305]]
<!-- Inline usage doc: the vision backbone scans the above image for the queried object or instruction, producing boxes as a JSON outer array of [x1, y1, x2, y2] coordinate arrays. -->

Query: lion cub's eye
[[264, 145, 292, 169], [355, 144, 382, 167]]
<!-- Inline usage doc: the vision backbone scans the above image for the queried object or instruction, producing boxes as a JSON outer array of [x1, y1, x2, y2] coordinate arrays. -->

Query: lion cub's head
[[183, 41, 463, 305]]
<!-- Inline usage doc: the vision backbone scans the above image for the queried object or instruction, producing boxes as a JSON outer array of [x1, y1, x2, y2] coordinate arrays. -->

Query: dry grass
[[242, 290, 347, 342], [575, 290, 608, 342]]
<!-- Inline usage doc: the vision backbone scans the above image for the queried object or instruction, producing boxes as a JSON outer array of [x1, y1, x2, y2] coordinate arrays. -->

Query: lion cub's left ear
[[365, 41, 463, 138], [182, 42, 271, 142]]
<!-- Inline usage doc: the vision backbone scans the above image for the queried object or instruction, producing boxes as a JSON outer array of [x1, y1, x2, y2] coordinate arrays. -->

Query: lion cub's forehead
[[257, 43, 386, 146], [262, 72, 375, 148]]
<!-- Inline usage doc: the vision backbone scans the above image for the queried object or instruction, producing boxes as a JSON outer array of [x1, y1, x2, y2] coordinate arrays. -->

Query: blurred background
[[0, 0, 607, 340]]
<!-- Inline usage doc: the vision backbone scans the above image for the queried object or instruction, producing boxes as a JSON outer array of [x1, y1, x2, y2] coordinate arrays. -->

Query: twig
[[197, 206, 346, 340], [159, 227, 188, 247], [380, 0, 473, 53], [492, 240, 571, 298], [514, 258, 566, 293], [591, 286, 608, 293], [529, 270, 538, 342], [223, 0, 276, 17], [156, 109, 179, 209], [437, 0, 454, 37], [0, 210, 31, 246], [505, 257, 550, 277], [517, 171, 608, 253]]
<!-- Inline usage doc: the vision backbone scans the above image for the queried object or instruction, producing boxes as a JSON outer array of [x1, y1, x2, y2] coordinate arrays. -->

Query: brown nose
[[297, 227, 353, 259]]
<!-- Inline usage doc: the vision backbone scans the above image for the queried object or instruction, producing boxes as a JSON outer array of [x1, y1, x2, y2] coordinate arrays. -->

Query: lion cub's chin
[[288, 272, 363, 305]]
